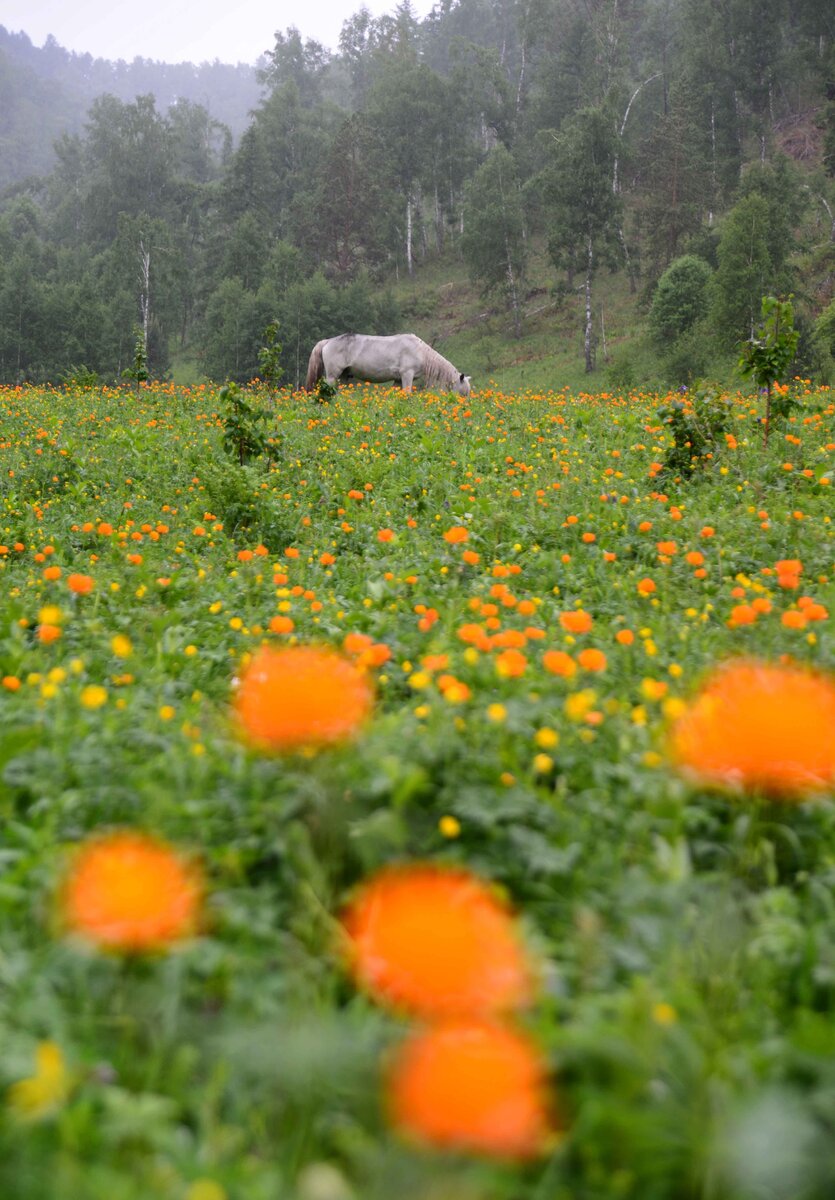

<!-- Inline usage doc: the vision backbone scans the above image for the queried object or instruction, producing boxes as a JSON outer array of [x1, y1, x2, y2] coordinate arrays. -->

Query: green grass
[[0, 377, 834, 1198]]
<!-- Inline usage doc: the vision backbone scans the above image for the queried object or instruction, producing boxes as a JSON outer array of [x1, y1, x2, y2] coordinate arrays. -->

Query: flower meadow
[[1, 378, 835, 1199]]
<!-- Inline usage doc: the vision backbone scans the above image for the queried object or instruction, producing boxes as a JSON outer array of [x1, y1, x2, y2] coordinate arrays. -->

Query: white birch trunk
[[584, 236, 594, 374], [139, 238, 151, 364], [405, 194, 413, 276]]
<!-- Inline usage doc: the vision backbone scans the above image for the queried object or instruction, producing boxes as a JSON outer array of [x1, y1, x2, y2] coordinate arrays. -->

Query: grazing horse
[[305, 333, 470, 395]]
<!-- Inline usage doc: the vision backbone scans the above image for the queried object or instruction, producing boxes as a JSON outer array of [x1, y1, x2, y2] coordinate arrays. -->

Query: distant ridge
[[0, 26, 261, 190]]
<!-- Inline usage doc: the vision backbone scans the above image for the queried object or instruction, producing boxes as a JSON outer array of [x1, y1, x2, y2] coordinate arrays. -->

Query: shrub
[[650, 255, 713, 345]]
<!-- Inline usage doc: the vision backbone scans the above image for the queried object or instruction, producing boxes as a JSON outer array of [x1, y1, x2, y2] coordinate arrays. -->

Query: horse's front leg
[[400, 370, 415, 393]]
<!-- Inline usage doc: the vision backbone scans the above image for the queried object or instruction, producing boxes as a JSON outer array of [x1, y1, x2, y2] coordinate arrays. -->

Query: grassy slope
[[387, 241, 643, 394]]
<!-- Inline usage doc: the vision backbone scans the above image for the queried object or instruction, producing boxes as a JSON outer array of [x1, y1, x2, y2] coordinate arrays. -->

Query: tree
[[649, 255, 713, 344], [310, 114, 392, 280], [710, 166, 803, 348], [366, 62, 451, 274], [462, 145, 527, 337], [738, 294, 800, 446], [538, 106, 622, 371]]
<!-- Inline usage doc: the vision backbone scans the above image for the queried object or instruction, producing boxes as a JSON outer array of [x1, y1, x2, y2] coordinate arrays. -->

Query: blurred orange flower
[[62, 832, 201, 952], [386, 1020, 551, 1160], [443, 525, 469, 544], [235, 644, 373, 751], [577, 648, 607, 672], [559, 609, 593, 634], [668, 659, 835, 799], [67, 573, 95, 595], [343, 864, 533, 1017]]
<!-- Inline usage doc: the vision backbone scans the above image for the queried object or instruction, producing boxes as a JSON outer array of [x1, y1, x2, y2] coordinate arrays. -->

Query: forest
[[0, 0, 834, 387]]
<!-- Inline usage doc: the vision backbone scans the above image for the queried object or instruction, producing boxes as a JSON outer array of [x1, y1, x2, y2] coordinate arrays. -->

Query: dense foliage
[[0, 377, 834, 1197], [0, 1, 833, 385]]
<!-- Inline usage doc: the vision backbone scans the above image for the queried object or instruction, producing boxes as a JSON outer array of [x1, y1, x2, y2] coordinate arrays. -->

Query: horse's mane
[[420, 341, 459, 388]]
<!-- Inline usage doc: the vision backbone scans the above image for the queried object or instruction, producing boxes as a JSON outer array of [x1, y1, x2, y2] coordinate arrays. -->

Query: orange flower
[[668, 659, 835, 799], [67, 573, 95, 595], [637, 577, 656, 596], [457, 622, 491, 650], [443, 525, 469, 544], [559, 609, 593, 634], [377, 528, 395, 543], [577, 648, 607, 672], [234, 644, 373, 751], [37, 624, 62, 644], [495, 648, 528, 678], [343, 865, 532, 1017], [728, 604, 757, 628], [386, 1020, 551, 1160], [542, 649, 577, 677], [268, 615, 294, 635], [615, 629, 635, 646], [781, 610, 807, 630], [343, 631, 373, 656], [462, 549, 481, 565], [61, 832, 201, 952], [42, 565, 62, 581]]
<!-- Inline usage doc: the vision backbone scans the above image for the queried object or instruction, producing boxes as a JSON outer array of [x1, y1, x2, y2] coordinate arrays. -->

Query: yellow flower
[[8, 1042, 70, 1120], [111, 634, 133, 658], [662, 697, 687, 721], [641, 678, 668, 702], [533, 753, 554, 774], [439, 815, 461, 838], [158, 705, 175, 720], [652, 1002, 678, 1026], [564, 689, 597, 721], [534, 727, 560, 750], [487, 703, 507, 723], [80, 685, 108, 710], [37, 605, 63, 626], [408, 672, 431, 690], [186, 1182, 226, 1200]]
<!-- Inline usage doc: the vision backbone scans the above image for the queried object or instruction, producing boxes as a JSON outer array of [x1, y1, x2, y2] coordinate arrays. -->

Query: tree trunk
[[139, 238, 151, 366], [584, 236, 594, 374], [405, 193, 413, 276], [505, 233, 521, 339], [434, 182, 444, 252]]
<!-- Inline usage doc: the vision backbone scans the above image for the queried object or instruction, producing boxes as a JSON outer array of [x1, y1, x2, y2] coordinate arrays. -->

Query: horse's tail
[[305, 340, 327, 391]]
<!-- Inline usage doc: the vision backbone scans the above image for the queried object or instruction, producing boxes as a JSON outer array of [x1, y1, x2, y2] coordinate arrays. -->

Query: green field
[[1, 378, 834, 1199]]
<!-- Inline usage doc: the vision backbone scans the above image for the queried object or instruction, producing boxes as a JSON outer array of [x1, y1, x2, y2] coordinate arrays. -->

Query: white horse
[[305, 333, 471, 395]]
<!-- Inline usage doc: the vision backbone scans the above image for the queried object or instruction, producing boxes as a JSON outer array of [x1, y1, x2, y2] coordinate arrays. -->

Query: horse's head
[[455, 373, 471, 396]]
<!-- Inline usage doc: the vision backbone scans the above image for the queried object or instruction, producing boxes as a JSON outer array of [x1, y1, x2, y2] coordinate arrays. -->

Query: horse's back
[[323, 333, 423, 383]]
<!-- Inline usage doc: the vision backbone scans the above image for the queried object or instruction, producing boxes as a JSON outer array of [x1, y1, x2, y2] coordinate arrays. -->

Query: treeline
[[1, 0, 834, 386]]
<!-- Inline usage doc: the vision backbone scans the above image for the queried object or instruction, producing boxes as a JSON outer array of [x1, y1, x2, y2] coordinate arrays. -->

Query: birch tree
[[539, 106, 621, 371]]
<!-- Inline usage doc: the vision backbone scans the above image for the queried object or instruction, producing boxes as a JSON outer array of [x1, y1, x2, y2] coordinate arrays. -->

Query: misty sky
[[5, 0, 431, 64]]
